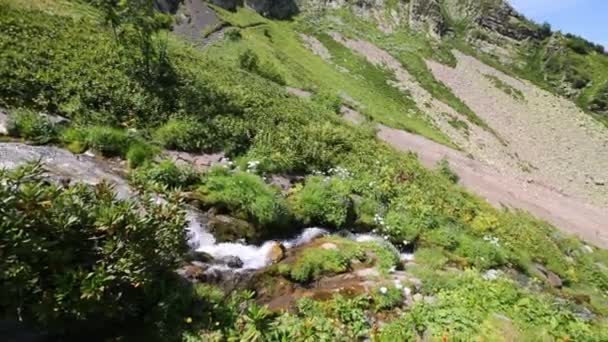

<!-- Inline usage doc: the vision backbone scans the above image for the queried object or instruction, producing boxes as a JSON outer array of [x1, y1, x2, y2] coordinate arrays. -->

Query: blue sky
[[509, 0, 607, 48]]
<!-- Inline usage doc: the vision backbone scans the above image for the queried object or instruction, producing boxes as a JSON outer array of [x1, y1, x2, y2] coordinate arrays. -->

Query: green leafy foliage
[[0, 163, 188, 338], [134, 160, 200, 189], [372, 286, 404, 311], [239, 49, 286, 85], [198, 167, 287, 226], [62, 125, 130, 156], [154, 118, 214, 152], [127, 141, 159, 168], [6, 108, 58, 144], [378, 271, 607, 341], [288, 176, 352, 229], [311, 91, 343, 114]]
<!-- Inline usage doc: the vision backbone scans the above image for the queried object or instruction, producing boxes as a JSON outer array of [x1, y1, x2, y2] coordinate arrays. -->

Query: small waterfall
[[186, 208, 413, 271]]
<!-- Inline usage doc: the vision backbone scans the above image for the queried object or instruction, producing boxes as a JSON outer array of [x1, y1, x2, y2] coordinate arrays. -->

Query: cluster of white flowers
[[246, 160, 260, 173], [373, 213, 385, 226], [483, 235, 500, 247], [310, 167, 353, 180], [482, 269, 501, 281], [327, 166, 352, 179], [220, 157, 235, 169], [372, 214, 395, 241]]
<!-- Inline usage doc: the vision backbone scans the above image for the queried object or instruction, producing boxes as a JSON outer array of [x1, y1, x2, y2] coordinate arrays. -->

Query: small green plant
[[288, 242, 365, 283], [154, 118, 213, 152], [62, 126, 131, 157], [437, 158, 459, 184], [6, 109, 58, 144], [288, 176, 352, 229], [415, 247, 449, 269], [372, 286, 404, 311], [225, 28, 242, 41], [312, 91, 342, 114], [135, 160, 199, 189], [126, 142, 158, 168]]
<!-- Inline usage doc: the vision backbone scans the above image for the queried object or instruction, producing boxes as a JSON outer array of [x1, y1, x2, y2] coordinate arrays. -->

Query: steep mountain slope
[[1, 0, 608, 340]]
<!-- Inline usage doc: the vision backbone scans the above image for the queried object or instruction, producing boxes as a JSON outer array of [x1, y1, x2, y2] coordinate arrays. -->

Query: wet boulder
[[267, 242, 286, 264], [219, 255, 244, 269], [185, 250, 214, 263], [207, 214, 257, 243]]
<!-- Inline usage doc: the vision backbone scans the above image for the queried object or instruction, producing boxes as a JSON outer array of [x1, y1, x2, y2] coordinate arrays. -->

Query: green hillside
[[0, 0, 607, 340]]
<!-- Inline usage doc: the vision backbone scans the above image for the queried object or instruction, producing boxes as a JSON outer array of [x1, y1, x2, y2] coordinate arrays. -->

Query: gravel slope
[[428, 51, 608, 207], [377, 123, 608, 248]]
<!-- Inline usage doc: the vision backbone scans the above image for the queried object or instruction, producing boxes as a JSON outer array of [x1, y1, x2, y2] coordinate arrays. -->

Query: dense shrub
[[154, 118, 214, 152], [286, 241, 366, 283], [198, 168, 287, 226], [134, 160, 200, 189], [372, 286, 404, 311], [62, 126, 131, 156], [6, 109, 58, 144], [127, 142, 159, 168], [238, 49, 286, 85], [590, 82, 608, 112], [0, 163, 188, 338], [288, 176, 352, 228]]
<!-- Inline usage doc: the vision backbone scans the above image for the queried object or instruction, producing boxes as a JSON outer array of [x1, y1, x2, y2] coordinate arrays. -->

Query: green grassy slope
[[0, 0, 607, 340]]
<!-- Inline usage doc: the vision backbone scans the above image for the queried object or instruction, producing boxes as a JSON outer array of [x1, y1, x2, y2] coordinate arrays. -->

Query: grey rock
[[532, 263, 563, 288], [185, 250, 214, 263], [165, 150, 225, 172], [409, 0, 446, 38], [220, 255, 244, 268], [0, 142, 132, 199], [210, 0, 238, 11], [177, 264, 208, 282], [244, 0, 299, 19]]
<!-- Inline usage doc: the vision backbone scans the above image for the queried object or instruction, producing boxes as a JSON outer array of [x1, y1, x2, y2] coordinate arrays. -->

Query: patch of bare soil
[[299, 33, 332, 61], [331, 35, 607, 247], [428, 51, 608, 208], [173, 0, 221, 45], [375, 123, 608, 248], [328, 32, 523, 175]]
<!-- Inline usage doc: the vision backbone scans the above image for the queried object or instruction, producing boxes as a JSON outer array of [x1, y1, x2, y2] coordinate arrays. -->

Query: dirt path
[[377, 123, 608, 248]]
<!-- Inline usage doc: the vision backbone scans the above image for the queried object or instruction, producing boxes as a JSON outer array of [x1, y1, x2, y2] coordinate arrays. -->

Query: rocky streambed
[[0, 141, 419, 308]]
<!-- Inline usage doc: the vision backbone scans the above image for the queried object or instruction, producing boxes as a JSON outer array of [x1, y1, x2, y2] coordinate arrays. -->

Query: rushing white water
[[186, 208, 414, 271], [186, 209, 330, 270]]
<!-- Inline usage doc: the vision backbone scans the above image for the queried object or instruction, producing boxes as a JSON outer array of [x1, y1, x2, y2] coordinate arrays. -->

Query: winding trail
[[376, 123, 608, 248]]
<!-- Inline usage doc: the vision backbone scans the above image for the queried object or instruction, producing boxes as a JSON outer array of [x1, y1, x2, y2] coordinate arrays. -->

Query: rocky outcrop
[[443, 0, 541, 41], [244, 0, 299, 19], [408, 0, 447, 38], [210, 0, 239, 11]]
